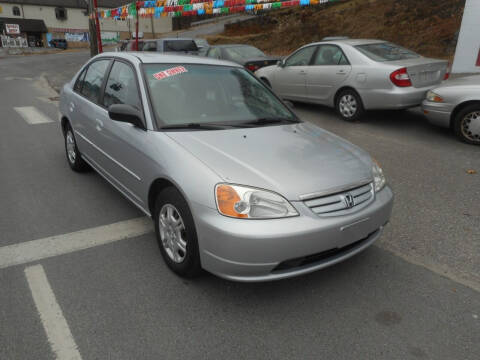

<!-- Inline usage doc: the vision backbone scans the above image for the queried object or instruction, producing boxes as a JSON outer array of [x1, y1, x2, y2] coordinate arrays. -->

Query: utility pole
[[87, 0, 98, 57], [93, 0, 103, 53]]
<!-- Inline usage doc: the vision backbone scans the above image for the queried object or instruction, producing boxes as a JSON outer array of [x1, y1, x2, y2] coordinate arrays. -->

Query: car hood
[[436, 75, 480, 89], [165, 122, 373, 200]]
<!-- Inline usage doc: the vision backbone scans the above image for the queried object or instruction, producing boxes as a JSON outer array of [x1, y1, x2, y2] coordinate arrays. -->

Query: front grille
[[303, 182, 374, 217], [272, 230, 377, 273]]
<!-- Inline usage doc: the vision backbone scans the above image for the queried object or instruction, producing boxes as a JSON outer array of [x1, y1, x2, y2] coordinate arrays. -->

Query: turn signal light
[[216, 185, 248, 218], [390, 67, 412, 87]]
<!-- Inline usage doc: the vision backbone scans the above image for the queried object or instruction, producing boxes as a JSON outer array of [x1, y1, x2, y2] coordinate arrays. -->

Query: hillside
[[206, 0, 465, 60]]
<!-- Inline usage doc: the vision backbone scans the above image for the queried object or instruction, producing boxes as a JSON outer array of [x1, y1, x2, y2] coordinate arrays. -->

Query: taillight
[[246, 64, 260, 72], [444, 65, 451, 80], [390, 67, 412, 87]]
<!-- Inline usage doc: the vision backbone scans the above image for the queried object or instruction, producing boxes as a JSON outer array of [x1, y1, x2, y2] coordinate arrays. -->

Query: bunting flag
[[98, 0, 332, 19]]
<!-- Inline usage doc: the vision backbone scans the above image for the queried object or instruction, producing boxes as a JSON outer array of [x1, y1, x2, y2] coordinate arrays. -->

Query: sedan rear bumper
[[360, 86, 434, 110], [192, 186, 393, 282]]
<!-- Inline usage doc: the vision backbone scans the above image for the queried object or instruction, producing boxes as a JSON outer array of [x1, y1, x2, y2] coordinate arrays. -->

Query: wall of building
[[452, 0, 480, 74]]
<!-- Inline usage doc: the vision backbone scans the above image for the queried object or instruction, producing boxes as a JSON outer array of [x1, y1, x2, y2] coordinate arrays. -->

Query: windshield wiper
[[160, 123, 226, 130], [240, 118, 300, 126]]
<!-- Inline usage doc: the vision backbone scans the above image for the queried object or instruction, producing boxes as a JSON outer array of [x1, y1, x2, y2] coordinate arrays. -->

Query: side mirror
[[108, 104, 145, 130], [284, 100, 295, 109], [277, 59, 286, 67]]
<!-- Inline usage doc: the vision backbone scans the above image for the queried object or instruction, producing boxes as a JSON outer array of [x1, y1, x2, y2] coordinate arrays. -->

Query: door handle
[[336, 70, 347, 75], [299, 70, 307, 75], [95, 118, 104, 131]]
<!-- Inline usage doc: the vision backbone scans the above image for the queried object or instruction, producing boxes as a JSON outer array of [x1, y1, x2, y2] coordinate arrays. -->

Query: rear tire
[[64, 123, 90, 172], [335, 89, 365, 122], [154, 187, 202, 278], [453, 104, 480, 145]]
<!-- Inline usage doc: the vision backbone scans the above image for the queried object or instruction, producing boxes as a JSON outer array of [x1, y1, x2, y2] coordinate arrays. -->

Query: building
[[452, 0, 480, 74], [0, 0, 172, 48]]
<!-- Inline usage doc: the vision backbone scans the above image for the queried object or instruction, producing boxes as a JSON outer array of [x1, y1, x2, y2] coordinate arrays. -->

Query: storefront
[[0, 17, 48, 47]]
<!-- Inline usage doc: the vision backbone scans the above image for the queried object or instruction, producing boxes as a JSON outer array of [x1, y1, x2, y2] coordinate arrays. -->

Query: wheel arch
[[450, 100, 480, 129], [148, 177, 180, 217], [334, 86, 364, 107], [60, 115, 70, 135]]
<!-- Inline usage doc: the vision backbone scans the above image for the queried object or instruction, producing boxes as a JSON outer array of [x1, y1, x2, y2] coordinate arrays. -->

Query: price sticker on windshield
[[153, 66, 188, 80]]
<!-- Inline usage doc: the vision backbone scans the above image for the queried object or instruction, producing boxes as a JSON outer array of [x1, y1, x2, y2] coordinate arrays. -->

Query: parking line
[[25, 264, 82, 360], [14, 106, 54, 124], [0, 217, 152, 269]]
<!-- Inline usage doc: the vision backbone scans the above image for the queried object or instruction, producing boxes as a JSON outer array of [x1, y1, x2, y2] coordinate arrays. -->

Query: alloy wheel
[[66, 130, 76, 164], [339, 94, 358, 118], [461, 111, 480, 142], [158, 204, 187, 263]]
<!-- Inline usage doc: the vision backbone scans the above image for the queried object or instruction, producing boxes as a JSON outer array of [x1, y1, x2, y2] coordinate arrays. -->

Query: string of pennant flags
[[98, 0, 333, 19]]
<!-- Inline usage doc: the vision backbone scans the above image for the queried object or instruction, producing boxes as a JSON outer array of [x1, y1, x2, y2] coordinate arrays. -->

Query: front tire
[[453, 104, 480, 145], [154, 187, 202, 278], [64, 123, 90, 172], [336, 89, 365, 121]]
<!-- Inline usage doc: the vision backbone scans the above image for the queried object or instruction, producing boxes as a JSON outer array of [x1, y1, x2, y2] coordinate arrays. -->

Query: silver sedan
[[59, 52, 393, 282], [255, 39, 448, 121], [422, 75, 480, 145]]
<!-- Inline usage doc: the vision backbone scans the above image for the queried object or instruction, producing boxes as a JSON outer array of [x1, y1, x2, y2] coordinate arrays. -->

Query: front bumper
[[192, 186, 394, 282], [421, 100, 453, 128]]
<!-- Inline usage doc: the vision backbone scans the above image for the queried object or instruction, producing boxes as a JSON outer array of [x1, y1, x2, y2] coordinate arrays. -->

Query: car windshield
[[164, 40, 198, 52], [143, 64, 296, 128], [224, 46, 266, 62], [355, 42, 420, 61]]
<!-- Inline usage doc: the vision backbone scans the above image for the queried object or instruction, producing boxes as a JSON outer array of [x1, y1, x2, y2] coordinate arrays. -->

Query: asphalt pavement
[[0, 50, 479, 360]]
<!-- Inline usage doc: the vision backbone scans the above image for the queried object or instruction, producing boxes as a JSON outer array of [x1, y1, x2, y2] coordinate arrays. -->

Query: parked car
[[137, 38, 199, 55], [59, 52, 393, 281], [422, 75, 480, 145], [256, 39, 449, 121], [117, 39, 146, 51], [49, 39, 67, 49], [193, 38, 209, 51], [202, 44, 279, 72]]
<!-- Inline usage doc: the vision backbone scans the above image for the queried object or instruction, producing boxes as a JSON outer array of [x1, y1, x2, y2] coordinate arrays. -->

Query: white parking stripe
[[25, 264, 82, 360], [14, 106, 54, 124], [0, 217, 152, 269]]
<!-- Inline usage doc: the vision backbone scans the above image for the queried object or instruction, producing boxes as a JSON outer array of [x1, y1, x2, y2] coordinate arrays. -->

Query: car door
[[96, 59, 148, 208], [71, 59, 111, 165], [306, 44, 352, 103], [273, 45, 317, 100]]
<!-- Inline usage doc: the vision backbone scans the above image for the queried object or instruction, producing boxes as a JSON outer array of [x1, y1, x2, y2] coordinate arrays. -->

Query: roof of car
[[316, 39, 387, 46], [209, 44, 256, 48], [98, 52, 242, 68]]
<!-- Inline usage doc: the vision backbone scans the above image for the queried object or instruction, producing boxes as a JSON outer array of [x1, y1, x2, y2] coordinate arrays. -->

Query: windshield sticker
[[153, 66, 188, 80]]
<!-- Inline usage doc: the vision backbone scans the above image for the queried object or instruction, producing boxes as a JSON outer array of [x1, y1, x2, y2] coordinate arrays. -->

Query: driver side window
[[284, 46, 317, 67]]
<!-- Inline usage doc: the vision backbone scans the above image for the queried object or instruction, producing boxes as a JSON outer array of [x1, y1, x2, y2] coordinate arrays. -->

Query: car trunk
[[244, 57, 280, 72], [389, 58, 448, 88]]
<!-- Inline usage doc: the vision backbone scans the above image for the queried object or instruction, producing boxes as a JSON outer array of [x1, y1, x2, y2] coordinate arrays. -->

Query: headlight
[[215, 184, 298, 219], [426, 90, 444, 103], [372, 160, 386, 192]]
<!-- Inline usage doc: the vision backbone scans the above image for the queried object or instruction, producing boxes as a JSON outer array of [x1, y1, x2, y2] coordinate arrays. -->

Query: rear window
[[355, 42, 420, 61], [224, 46, 266, 63], [164, 40, 198, 52]]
